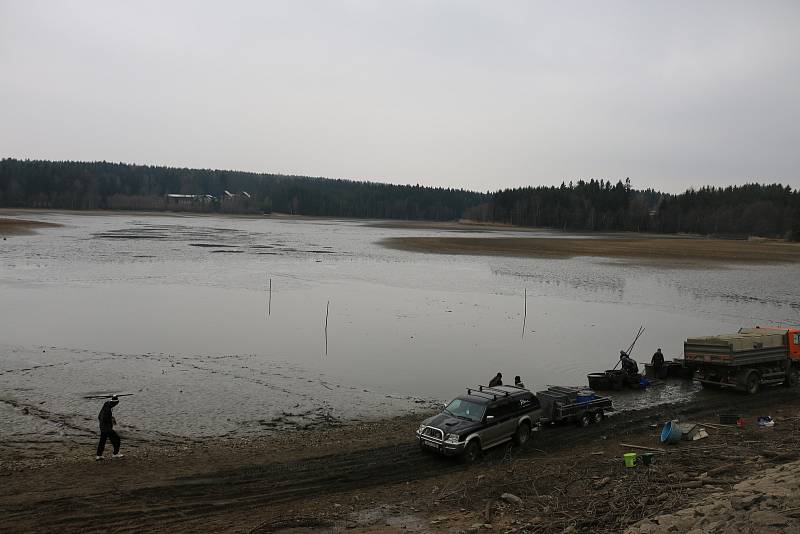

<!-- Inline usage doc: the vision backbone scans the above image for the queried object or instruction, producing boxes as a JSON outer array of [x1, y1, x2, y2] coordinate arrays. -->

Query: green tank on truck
[[683, 326, 800, 394]]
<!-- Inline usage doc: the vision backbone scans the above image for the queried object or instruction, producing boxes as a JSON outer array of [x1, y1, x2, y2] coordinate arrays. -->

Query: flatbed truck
[[683, 327, 800, 394]]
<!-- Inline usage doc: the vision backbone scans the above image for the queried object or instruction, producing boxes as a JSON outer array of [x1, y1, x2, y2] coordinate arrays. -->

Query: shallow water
[[1, 211, 798, 446]]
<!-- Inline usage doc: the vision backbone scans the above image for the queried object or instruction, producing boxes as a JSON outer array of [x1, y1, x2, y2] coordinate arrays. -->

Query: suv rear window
[[445, 399, 486, 422]]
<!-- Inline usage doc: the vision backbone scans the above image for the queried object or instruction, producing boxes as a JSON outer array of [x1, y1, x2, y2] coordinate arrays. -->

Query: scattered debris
[[500, 493, 522, 506]]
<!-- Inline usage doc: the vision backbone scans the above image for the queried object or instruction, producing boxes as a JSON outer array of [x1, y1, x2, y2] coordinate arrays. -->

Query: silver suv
[[416, 385, 542, 463]]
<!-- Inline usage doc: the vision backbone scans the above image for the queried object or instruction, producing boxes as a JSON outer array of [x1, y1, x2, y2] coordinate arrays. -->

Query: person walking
[[488, 372, 503, 387], [96, 395, 123, 460]]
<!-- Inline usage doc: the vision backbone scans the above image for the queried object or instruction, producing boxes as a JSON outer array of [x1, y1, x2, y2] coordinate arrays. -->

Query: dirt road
[[2, 388, 799, 532]]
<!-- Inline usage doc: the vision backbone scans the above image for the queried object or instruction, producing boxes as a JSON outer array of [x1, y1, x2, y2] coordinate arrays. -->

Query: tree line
[[0, 159, 484, 220], [1, 158, 798, 239], [471, 179, 800, 239]]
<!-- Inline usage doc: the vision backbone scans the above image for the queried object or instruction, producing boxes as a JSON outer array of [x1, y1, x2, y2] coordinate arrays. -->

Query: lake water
[[1, 211, 798, 449]]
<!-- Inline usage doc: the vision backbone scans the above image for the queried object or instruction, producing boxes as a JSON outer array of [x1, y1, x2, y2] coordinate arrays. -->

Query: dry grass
[[0, 217, 62, 235], [382, 236, 800, 264]]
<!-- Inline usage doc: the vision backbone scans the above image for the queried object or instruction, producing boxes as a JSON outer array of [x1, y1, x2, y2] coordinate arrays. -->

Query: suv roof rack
[[465, 385, 512, 400], [481, 385, 511, 397], [466, 387, 495, 400]]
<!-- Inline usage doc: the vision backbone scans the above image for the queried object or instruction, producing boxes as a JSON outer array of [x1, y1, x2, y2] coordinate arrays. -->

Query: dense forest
[[1, 158, 798, 239], [0, 159, 483, 221], [468, 179, 800, 239]]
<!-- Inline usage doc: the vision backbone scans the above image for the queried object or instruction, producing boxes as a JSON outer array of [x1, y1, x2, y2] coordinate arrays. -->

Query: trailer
[[536, 386, 613, 427], [683, 326, 800, 394]]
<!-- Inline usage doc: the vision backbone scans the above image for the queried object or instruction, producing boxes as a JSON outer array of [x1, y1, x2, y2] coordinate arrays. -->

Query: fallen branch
[[619, 443, 666, 453]]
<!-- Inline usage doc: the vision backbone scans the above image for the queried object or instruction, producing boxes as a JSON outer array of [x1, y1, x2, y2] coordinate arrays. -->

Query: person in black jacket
[[95, 395, 123, 460], [488, 372, 503, 387], [620, 351, 639, 375], [651, 348, 666, 377]]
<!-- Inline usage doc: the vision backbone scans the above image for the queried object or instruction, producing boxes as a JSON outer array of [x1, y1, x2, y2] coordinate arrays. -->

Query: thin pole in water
[[325, 300, 330, 355], [268, 277, 272, 316], [522, 288, 527, 339]]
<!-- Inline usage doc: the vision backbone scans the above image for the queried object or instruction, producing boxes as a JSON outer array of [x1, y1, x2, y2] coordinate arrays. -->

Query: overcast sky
[[1, 1, 798, 193]]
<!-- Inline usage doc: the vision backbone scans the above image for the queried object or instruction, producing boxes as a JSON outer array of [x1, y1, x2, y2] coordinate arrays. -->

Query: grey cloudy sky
[[1, 1, 798, 193]]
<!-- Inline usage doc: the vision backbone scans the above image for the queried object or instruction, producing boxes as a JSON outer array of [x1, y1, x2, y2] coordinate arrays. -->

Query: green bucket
[[623, 452, 637, 468]]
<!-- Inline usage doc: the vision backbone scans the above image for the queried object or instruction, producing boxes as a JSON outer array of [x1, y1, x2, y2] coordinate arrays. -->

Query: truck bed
[[685, 331, 788, 366]]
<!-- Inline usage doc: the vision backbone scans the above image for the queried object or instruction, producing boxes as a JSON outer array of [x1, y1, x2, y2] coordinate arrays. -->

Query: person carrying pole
[[620, 351, 639, 376], [95, 395, 124, 460]]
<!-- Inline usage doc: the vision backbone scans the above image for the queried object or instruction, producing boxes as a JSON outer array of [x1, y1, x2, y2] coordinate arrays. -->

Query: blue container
[[660, 420, 682, 444], [576, 390, 597, 404]]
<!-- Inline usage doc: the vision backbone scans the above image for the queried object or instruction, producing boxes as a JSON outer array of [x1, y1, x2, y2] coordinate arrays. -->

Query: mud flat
[[0, 217, 61, 235], [383, 235, 800, 264], [2, 388, 799, 532]]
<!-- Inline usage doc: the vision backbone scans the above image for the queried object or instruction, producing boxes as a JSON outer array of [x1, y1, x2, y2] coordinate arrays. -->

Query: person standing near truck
[[96, 395, 124, 460], [488, 372, 503, 387], [652, 348, 665, 377]]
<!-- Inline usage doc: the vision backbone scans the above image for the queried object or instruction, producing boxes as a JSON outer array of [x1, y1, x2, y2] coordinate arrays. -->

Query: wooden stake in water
[[325, 300, 330, 355], [522, 288, 527, 339], [268, 277, 272, 316]]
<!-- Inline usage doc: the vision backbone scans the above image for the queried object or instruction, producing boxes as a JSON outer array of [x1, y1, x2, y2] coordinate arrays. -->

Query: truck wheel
[[460, 440, 480, 464], [593, 410, 604, 423], [513, 422, 531, 446], [577, 412, 592, 428], [784, 370, 799, 388], [746, 371, 761, 395]]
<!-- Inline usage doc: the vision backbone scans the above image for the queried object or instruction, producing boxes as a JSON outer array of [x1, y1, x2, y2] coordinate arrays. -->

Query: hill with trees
[[0, 159, 483, 220], [1, 158, 797, 239]]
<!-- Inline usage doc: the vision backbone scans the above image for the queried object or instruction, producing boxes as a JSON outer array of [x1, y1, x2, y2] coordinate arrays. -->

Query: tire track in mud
[[4, 388, 799, 531]]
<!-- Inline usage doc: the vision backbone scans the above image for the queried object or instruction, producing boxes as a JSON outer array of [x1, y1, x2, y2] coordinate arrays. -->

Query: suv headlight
[[444, 433, 460, 444], [417, 424, 426, 434]]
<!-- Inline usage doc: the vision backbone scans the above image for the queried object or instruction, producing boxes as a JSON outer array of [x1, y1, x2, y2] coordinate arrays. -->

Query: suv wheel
[[513, 422, 531, 446], [460, 440, 480, 464], [593, 410, 604, 424]]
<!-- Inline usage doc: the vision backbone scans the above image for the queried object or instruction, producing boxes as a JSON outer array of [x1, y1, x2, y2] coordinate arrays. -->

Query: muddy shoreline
[[2, 388, 799, 532], [383, 235, 800, 264], [0, 217, 62, 235]]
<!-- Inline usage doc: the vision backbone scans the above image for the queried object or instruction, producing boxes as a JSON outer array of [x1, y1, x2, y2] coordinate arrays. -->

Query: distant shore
[[382, 235, 800, 264]]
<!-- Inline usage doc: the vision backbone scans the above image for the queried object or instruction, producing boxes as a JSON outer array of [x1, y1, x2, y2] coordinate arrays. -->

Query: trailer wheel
[[577, 412, 592, 428], [746, 371, 761, 395], [593, 410, 604, 423], [513, 422, 531, 446]]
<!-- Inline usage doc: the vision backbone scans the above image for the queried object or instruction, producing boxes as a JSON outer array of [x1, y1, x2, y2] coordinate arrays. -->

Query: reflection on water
[[1, 211, 798, 445]]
